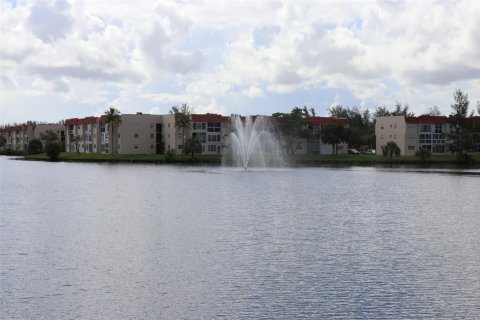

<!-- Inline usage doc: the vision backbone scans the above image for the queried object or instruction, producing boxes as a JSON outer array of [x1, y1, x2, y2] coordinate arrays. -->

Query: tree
[[70, 135, 81, 153], [184, 138, 202, 158], [320, 123, 347, 155], [477, 101, 480, 116], [424, 105, 442, 116], [45, 140, 62, 161], [374, 106, 391, 118], [381, 141, 401, 160], [328, 105, 374, 148], [391, 102, 414, 117], [104, 107, 122, 155], [173, 103, 192, 156], [0, 136, 6, 149], [447, 89, 473, 162], [272, 107, 309, 155], [28, 139, 43, 155], [40, 130, 58, 148]]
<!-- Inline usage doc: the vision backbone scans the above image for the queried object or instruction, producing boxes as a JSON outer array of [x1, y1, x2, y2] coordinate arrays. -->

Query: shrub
[[28, 139, 43, 155], [45, 140, 62, 161], [415, 148, 431, 161], [165, 149, 176, 163], [381, 141, 401, 160]]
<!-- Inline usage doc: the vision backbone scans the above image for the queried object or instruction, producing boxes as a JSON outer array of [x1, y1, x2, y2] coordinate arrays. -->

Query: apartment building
[[65, 117, 101, 153], [65, 113, 165, 155], [0, 123, 65, 151], [376, 115, 450, 156], [191, 114, 230, 154], [117, 113, 164, 154], [303, 117, 349, 155], [2, 112, 353, 156]]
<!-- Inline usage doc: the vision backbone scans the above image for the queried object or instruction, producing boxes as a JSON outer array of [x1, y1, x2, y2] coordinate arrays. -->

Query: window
[[394, 124, 397, 128], [408, 145, 415, 150], [408, 124, 416, 129], [435, 124, 443, 133], [193, 132, 206, 143], [393, 134, 397, 139], [207, 122, 221, 132], [134, 144, 138, 149], [421, 124, 431, 132], [207, 134, 221, 142], [381, 125, 384, 129], [193, 123, 206, 130], [134, 133, 138, 138], [381, 135, 384, 140], [419, 134, 431, 144], [168, 123, 170, 127], [208, 145, 216, 152], [408, 134, 415, 140], [151, 134, 154, 138]]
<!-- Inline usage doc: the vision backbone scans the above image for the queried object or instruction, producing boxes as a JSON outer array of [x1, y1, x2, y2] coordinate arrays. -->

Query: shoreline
[[3, 153, 479, 168]]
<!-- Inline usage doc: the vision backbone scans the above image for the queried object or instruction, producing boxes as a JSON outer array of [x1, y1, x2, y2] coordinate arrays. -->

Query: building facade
[[0, 123, 65, 151], [375, 115, 480, 156], [3, 113, 352, 156], [302, 117, 349, 155]]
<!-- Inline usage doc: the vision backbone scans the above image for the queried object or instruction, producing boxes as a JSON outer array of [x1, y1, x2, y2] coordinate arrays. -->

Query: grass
[[291, 154, 480, 166], [24, 152, 222, 164], [19, 152, 480, 167]]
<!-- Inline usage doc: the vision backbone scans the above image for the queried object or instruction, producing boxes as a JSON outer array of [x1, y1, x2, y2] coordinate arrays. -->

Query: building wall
[[161, 114, 179, 154], [66, 118, 100, 153], [117, 114, 163, 154], [0, 124, 64, 151], [376, 116, 407, 155]]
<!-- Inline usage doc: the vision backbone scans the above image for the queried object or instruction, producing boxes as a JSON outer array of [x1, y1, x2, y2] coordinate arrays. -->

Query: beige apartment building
[[0, 123, 65, 151], [376, 115, 450, 156], [65, 117, 101, 153], [117, 113, 164, 154]]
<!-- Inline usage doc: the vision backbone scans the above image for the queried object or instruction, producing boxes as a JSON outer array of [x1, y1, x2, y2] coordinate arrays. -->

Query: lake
[[1, 156, 479, 319]]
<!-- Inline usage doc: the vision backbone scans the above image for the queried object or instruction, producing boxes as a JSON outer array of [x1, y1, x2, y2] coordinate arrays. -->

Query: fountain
[[222, 115, 285, 169]]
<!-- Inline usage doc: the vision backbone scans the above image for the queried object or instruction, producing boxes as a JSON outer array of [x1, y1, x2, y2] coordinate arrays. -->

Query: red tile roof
[[405, 115, 448, 124], [191, 114, 229, 123], [65, 116, 99, 125], [304, 116, 349, 125]]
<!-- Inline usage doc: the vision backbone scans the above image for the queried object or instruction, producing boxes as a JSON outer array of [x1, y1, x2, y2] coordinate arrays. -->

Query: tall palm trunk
[[182, 127, 185, 156]]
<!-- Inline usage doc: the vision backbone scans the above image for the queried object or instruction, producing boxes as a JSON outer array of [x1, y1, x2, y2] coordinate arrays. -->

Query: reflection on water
[[1, 157, 479, 319]]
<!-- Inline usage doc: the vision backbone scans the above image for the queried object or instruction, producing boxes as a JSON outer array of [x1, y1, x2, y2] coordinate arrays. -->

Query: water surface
[[1, 157, 479, 319]]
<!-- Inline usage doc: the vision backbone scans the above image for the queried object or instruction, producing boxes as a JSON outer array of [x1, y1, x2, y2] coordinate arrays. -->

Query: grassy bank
[[291, 154, 480, 166], [24, 152, 222, 164], [21, 152, 480, 167]]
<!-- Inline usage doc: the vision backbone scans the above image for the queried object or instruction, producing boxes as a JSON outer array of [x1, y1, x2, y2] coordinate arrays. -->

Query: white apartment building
[[376, 115, 450, 156]]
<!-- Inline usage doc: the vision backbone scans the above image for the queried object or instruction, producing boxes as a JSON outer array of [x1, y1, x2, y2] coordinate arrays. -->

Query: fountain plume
[[222, 115, 285, 168]]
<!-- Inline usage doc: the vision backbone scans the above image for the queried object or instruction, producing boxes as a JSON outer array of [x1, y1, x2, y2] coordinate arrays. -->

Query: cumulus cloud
[[1, 0, 480, 123], [242, 86, 264, 99], [27, 0, 73, 43]]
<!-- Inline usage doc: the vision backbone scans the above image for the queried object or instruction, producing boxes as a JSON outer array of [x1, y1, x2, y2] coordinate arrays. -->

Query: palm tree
[[173, 103, 192, 156], [381, 141, 401, 161], [104, 107, 122, 155]]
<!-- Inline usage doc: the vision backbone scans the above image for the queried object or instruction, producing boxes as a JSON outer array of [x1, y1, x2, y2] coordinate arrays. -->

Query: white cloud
[[1, 0, 480, 123], [242, 86, 264, 99]]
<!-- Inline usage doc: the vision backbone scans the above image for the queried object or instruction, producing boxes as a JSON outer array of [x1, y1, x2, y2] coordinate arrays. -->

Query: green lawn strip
[[21, 152, 480, 166], [24, 152, 222, 164]]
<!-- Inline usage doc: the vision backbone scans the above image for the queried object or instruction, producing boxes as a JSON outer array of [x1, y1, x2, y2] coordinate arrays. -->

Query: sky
[[1, 0, 480, 124]]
